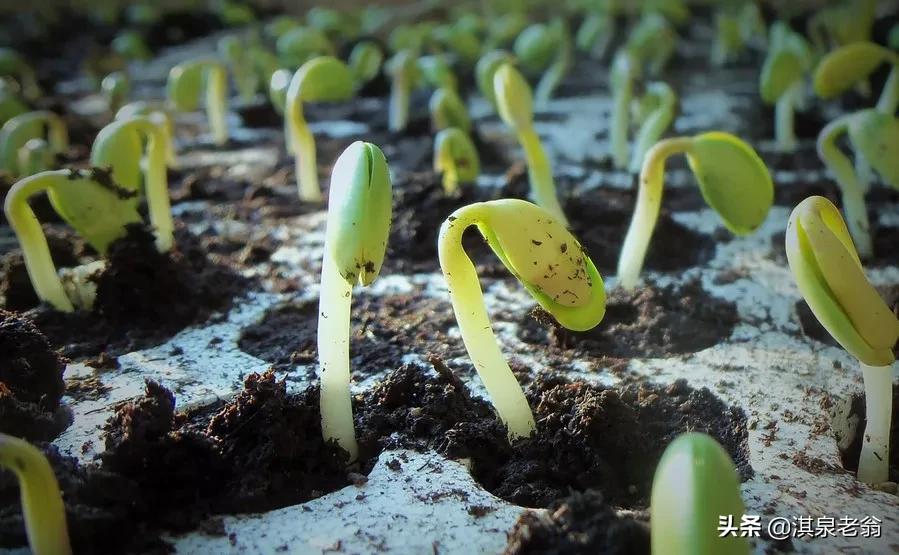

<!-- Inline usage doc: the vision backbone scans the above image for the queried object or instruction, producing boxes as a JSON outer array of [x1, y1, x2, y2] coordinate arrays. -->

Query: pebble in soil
[[0, 309, 69, 441], [503, 490, 650, 555], [6, 224, 250, 362], [517, 278, 738, 361]]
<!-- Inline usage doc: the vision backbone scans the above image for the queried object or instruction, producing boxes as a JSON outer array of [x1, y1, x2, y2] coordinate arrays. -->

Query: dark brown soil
[[0, 309, 68, 441], [504, 491, 650, 555], [443, 373, 752, 510], [836, 384, 899, 483], [0, 227, 85, 310], [518, 279, 738, 360], [22, 224, 250, 362]]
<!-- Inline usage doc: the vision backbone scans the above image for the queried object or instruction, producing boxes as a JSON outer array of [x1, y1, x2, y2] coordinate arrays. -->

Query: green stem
[[876, 65, 899, 115], [817, 117, 872, 259], [3, 171, 74, 311], [205, 64, 228, 146], [143, 125, 173, 252], [628, 84, 676, 173], [857, 363, 893, 484], [0, 434, 71, 555], [518, 127, 568, 226], [610, 73, 631, 169], [442, 163, 458, 196], [389, 74, 410, 132], [617, 137, 693, 290], [438, 205, 536, 439], [317, 249, 359, 461], [775, 84, 798, 152], [286, 104, 321, 203], [534, 34, 571, 107]]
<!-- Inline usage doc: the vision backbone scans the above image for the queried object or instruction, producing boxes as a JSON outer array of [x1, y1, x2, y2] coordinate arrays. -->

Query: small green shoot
[[438, 199, 606, 438], [111, 31, 152, 61], [0, 111, 68, 178], [760, 22, 811, 152], [318, 141, 392, 461], [0, 433, 71, 555], [348, 40, 384, 89], [101, 71, 131, 114], [166, 59, 229, 145], [0, 47, 40, 101], [276, 26, 334, 68], [434, 127, 480, 195], [218, 35, 261, 102], [817, 109, 899, 259], [91, 116, 173, 252], [493, 63, 568, 226], [629, 81, 677, 173], [651, 432, 748, 555], [429, 86, 470, 133], [610, 49, 639, 170], [786, 196, 899, 484], [576, 10, 613, 61], [285, 56, 354, 202], [475, 50, 515, 110], [618, 132, 773, 290], [4, 169, 140, 311], [813, 41, 899, 115], [385, 50, 419, 133]]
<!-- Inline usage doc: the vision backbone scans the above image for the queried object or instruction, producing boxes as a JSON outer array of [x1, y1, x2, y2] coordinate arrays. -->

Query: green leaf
[[847, 109, 899, 189], [434, 127, 480, 182], [494, 63, 533, 131], [90, 119, 144, 196], [813, 42, 892, 99], [686, 132, 773, 234], [477, 199, 606, 331], [276, 27, 333, 67], [166, 61, 205, 111], [47, 169, 141, 254], [292, 56, 354, 103], [348, 41, 383, 86], [514, 24, 556, 72], [786, 196, 899, 365], [429, 87, 470, 133], [476, 50, 515, 106], [760, 50, 802, 104], [325, 142, 392, 286], [651, 433, 748, 555]]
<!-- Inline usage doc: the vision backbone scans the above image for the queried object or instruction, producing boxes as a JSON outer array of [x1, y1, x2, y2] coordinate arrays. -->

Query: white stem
[[389, 75, 409, 132], [519, 128, 568, 226], [206, 65, 228, 146], [317, 250, 359, 461], [857, 363, 893, 485], [876, 65, 899, 115], [145, 131, 173, 252], [438, 207, 536, 439], [775, 86, 797, 153]]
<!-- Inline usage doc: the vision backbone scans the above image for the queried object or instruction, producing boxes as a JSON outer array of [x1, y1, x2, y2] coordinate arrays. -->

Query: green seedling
[[418, 55, 457, 91], [269, 68, 291, 116], [760, 22, 812, 152], [618, 132, 772, 290], [92, 116, 173, 252], [318, 142, 392, 461], [265, 16, 302, 40], [629, 81, 677, 173], [0, 48, 40, 101], [111, 30, 151, 61], [626, 13, 677, 76], [429, 87, 470, 133], [285, 56, 354, 202], [0, 82, 28, 127], [0, 111, 68, 178], [307, 7, 359, 40], [651, 432, 748, 555], [385, 50, 420, 133], [438, 199, 606, 438], [494, 63, 568, 226], [433, 22, 481, 66], [0, 433, 71, 555], [786, 196, 899, 484], [218, 35, 260, 102], [475, 50, 515, 110], [485, 12, 527, 50], [576, 10, 613, 61], [215, 0, 255, 26], [166, 59, 229, 146], [4, 169, 141, 311], [116, 101, 177, 167], [641, 0, 689, 25], [17, 138, 52, 177], [276, 26, 334, 68], [610, 49, 640, 170], [816, 109, 899, 259], [348, 41, 384, 89], [388, 23, 433, 54], [711, 10, 743, 67], [101, 71, 131, 114], [808, 0, 875, 55], [814, 41, 899, 116], [434, 127, 480, 195], [513, 19, 571, 106]]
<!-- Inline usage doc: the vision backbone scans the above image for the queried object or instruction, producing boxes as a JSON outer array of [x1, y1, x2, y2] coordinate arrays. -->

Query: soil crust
[[9, 224, 250, 362], [0, 309, 68, 441], [504, 491, 650, 555], [518, 279, 738, 360]]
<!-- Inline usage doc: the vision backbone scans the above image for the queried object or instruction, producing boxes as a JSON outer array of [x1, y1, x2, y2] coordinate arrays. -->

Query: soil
[[504, 491, 650, 555], [17, 223, 250, 362], [442, 373, 752, 510], [0, 227, 85, 310], [836, 384, 899, 484], [0, 309, 68, 441], [518, 278, 738, 360]]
